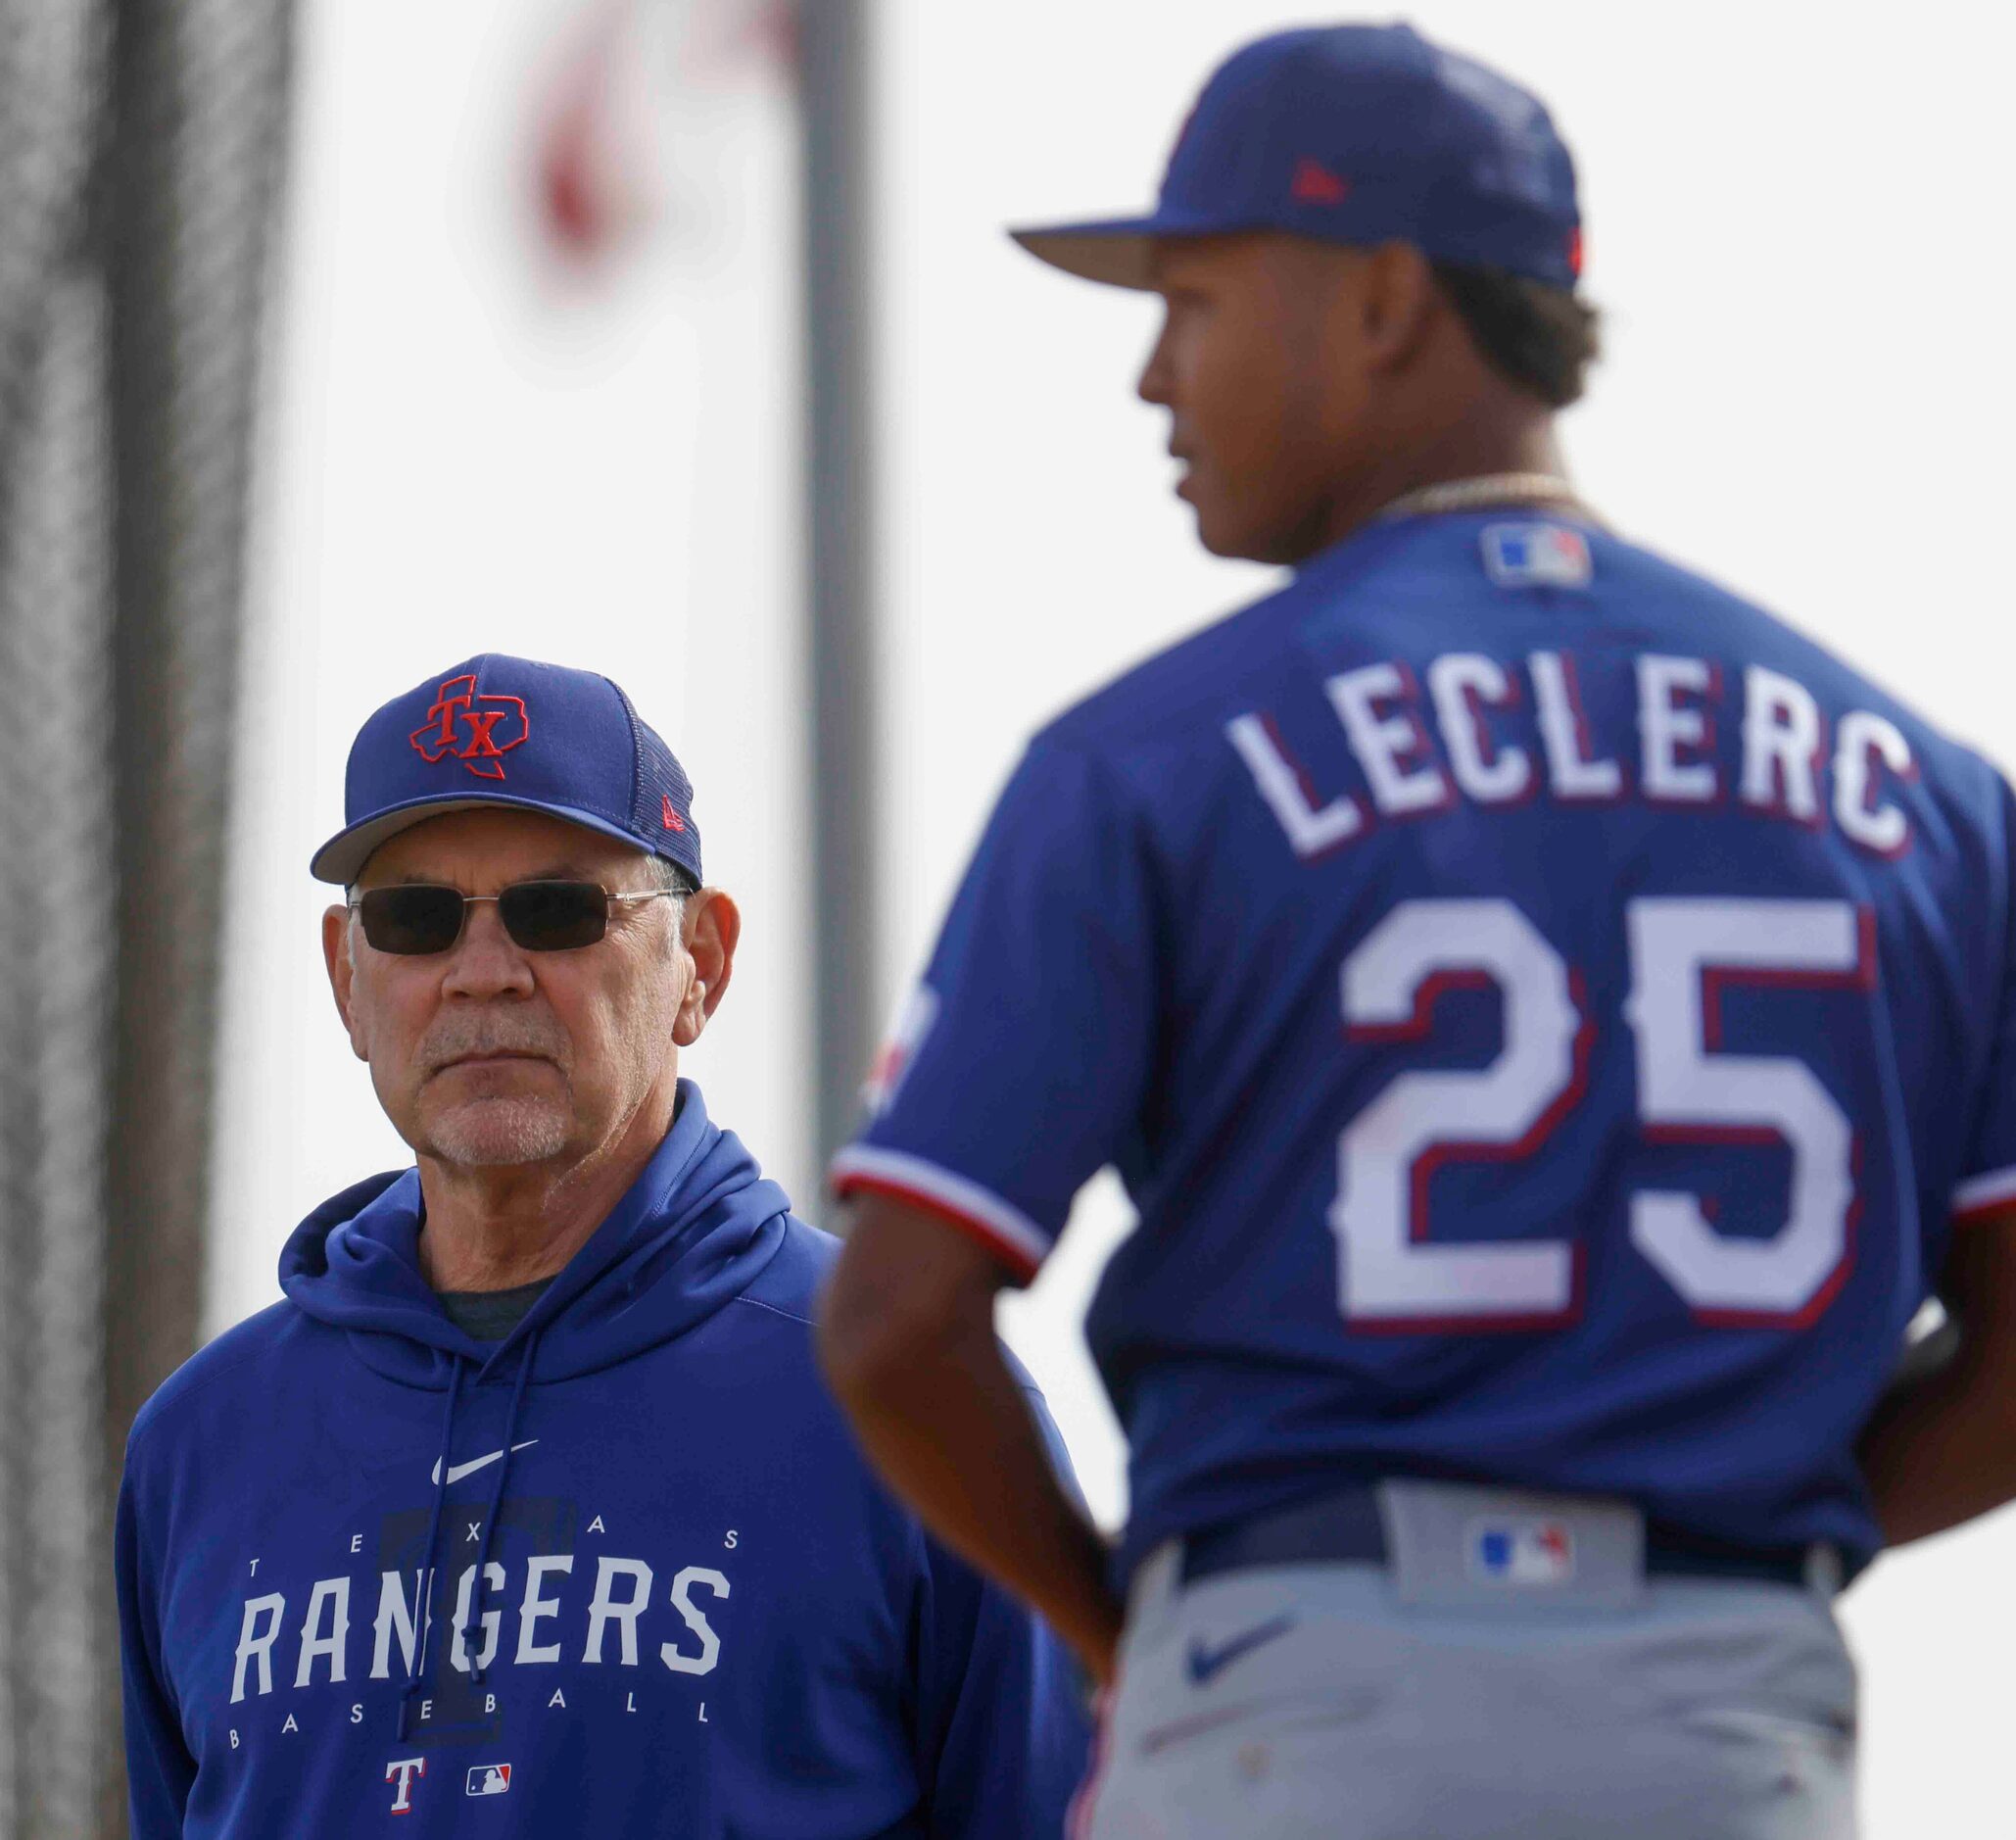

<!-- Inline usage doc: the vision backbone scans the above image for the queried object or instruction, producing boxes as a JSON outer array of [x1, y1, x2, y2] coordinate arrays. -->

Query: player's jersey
[[833, 508, 2016, 1578]]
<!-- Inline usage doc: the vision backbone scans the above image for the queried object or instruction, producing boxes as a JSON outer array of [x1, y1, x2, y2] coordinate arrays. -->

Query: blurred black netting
[[0, 1, 292, 1831]]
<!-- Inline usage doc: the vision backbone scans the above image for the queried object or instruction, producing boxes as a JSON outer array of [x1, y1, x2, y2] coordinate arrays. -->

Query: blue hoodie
[[117, 1084, 1089, 1836]]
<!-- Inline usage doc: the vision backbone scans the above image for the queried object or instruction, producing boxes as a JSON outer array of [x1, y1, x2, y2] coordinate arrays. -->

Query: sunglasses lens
[[358, 886, 466, 955], [498, 881, 608, 951]]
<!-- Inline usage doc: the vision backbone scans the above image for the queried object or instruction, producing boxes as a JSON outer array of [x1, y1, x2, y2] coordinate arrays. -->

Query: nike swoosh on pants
[[1184, 1613, 1298, 1686]]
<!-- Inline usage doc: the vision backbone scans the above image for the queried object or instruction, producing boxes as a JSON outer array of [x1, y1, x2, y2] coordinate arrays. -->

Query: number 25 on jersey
[[1332, 897, 1870, 1331]]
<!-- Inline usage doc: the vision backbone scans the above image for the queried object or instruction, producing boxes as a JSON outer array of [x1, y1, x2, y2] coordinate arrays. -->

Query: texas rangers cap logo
[[409, 672, 530, 781]]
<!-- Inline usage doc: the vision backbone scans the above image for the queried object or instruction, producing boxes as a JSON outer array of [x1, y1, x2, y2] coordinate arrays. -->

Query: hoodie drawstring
[[468, 1329, 541, 1688], [398, 1354, 466, 1740], [395, 1331, 546, 1732]]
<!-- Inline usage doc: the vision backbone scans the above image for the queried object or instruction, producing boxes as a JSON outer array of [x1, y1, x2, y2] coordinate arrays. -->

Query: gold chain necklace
[[1375, 471, 1598, 526]]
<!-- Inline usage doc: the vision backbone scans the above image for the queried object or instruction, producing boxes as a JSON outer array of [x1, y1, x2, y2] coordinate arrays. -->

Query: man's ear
[[1353, 240, 1439, 375], [321, 903, 370, 1061], [674, 889, 742, 1047]]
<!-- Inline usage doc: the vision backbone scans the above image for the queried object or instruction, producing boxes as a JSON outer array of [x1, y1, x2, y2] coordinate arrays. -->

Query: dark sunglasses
[[349, 881, 681, 955]]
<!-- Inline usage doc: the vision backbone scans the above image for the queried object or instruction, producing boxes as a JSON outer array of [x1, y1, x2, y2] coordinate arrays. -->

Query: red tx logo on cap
[[409, 674, 530, 781]]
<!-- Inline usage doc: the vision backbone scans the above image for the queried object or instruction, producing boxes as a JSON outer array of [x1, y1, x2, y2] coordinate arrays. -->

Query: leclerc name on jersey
[[1227, 650, 1913, 860]]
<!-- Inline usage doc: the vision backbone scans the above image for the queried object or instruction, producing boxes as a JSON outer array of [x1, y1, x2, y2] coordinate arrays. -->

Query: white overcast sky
[[211, 4, 2016, 1832]]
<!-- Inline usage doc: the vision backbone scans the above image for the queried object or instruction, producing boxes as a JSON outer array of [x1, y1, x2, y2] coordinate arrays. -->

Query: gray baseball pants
[[1074, 1490, 1857, 1839]]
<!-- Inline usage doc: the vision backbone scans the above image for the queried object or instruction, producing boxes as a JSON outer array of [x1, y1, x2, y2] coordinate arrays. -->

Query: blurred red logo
[[862, 985, 941, 1114], [1291, 159, 1350, 206], [410, 674, 530, 782]]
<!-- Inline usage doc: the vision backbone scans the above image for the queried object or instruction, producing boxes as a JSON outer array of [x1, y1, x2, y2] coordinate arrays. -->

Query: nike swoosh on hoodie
[[429, 1440, 539, 1487]]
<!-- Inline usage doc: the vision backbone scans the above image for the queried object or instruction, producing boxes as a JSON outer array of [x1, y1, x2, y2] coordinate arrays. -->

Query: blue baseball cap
[[1013, 24, 1582, 292], [310, 654, 701, 887]]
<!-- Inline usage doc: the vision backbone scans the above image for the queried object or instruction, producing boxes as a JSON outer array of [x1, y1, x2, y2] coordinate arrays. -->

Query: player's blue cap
[[310, 653, 701, 887], [1012, 24, 1582, 292]]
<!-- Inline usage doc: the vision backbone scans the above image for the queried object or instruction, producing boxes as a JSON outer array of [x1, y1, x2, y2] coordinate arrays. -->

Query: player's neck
[[1306, 408, 1565, 558], [413, 1079, 681, 1293]]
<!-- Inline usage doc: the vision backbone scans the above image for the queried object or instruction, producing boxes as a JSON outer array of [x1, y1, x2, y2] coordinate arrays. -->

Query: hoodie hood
[[280, 1078, 791, 1388]]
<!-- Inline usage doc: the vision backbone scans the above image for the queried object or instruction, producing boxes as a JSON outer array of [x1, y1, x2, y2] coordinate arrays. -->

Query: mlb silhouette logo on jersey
[[1469, 1520, 1575, 1585], [408, 673, 530, 781], [1482, 522, 1592, 590], [467, 1764, 512, 1797]]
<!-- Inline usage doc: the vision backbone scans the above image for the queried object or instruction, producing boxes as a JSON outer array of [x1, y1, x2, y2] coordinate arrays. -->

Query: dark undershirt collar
[[435, 1276, 556, 1344]]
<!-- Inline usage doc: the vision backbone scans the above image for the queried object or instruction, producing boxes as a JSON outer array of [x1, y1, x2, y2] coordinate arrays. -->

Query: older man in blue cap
[[116, 654, 1087, 1836], [820, 21, 2016, 1840]]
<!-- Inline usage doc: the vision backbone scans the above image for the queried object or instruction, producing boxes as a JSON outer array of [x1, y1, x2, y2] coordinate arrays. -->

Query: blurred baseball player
[[818, 24, 2016, 1838], [116, 655, 1086, 1835]]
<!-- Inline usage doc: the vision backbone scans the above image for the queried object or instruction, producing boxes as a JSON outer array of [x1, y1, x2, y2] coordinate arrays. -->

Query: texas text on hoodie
[[117, 1083, 1089, 1836]]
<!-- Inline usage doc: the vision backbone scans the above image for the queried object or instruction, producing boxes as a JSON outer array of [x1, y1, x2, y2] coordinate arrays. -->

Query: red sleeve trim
[[832, 1172, 1044, 1284]]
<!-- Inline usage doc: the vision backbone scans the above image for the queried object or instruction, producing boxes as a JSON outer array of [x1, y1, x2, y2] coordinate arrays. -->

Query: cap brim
[[310, 794, 651, 886], [1010, 209, 1241, 290]]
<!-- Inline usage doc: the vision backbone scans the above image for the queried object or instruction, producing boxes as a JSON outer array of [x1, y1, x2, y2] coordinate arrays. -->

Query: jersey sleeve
[[831, 740, 1161, 1280], [1952, 776, 2016, 1224]]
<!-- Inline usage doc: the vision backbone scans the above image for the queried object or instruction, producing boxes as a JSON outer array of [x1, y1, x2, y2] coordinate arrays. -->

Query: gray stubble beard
[[423, 1094, 572, 1168]]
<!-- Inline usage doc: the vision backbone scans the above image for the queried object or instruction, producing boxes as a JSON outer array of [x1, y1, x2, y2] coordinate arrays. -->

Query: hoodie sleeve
[[117, 1445, 196, 1837], [907, 1386, 1091, 1838]]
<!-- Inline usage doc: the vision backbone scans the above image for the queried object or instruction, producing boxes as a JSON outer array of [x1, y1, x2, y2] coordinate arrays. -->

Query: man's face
[[1137, 233, 1374, 565], [322, 808, 727, 1173]]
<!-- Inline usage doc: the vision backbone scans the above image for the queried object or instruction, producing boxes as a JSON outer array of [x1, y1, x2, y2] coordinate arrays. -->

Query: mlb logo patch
[[1481, 522, 1592, 590], [1468, 1519, 1575, 1585], [466, 1765, 512, 1797]]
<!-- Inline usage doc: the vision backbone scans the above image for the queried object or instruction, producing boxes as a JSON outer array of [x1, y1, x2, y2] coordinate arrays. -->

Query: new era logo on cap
[[1290, 158, 1349, 206]]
